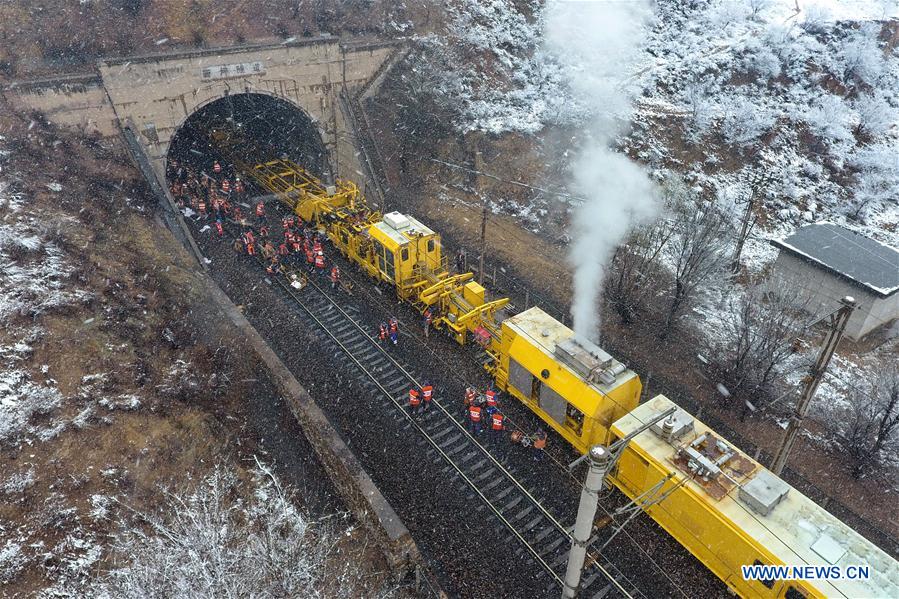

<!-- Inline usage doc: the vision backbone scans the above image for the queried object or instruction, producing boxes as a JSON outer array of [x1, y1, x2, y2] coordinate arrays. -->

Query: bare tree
[[90, 461, 394, 598], [837, 368, 899, 479], [660, 180, 730, 338], [713, 281, 811, 403], [607, 221, 674, 324]]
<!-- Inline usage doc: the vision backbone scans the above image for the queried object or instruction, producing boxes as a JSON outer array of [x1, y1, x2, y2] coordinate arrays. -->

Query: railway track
[[245, 251, 642, 599]]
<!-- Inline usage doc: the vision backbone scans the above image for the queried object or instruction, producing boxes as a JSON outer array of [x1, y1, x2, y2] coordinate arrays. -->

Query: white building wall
[[770, 252, 896, 340]]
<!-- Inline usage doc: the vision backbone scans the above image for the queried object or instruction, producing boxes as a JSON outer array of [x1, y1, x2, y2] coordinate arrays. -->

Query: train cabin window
[[374, 241, 387, 274], [427, 239, 435, 253], [384, 247, 396, 280], [401, 247, 409, 262], [530, 377, 542, 403], [784, 587, 807, 599], [752, 560, 775, 589], [566, 404, 585, 436]]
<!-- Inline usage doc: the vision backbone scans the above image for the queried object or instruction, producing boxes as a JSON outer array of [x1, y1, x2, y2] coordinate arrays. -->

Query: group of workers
[[169, 155, 548, 460], [378, 317, 401, 346], [407, 382, 548, 458], [167, 157, 342, 289]]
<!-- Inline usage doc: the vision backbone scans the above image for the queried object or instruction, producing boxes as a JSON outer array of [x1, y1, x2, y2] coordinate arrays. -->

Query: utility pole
[[770, 296, 856, 476], [731, 172, 772, 275], [562, 446, 610, 599], [562, 407, 676, 598], [475, 149, 488, 286]]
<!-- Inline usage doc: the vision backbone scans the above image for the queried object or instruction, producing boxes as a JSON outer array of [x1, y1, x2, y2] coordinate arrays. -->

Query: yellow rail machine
[[248, 159, 509, 353], [609, 395, 899, 598], [495, 307, 642, 453]]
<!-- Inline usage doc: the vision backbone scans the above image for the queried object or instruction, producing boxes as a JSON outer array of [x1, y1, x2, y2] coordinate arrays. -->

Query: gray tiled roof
[[771, 222, 899, 297]]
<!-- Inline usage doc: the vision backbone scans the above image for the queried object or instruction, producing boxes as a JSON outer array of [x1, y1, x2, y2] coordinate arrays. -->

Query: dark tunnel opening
[[165, 93, 328, 189]]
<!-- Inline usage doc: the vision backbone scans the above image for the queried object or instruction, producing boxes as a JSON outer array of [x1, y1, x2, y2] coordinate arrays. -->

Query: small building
[[770, 222, 899, 340]]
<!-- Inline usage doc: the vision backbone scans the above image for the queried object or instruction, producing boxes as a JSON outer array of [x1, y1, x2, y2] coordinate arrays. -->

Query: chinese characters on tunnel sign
[[201, 62, 265, 81]]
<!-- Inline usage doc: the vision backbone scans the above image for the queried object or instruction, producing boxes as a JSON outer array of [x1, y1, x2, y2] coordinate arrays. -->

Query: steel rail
[[220, 219, 637, 598]]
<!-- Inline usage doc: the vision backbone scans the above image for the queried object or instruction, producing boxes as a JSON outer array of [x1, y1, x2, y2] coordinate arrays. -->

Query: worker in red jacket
[[485, 388, 498, 409], [330, 265, 341, 290], [408, 387, 422, 415], [490, 410, 505, 445], [468, 402, 483, 434], [314, 250, 326, 272], [423, 307, 434, 338], [256, 201, 265, 219], [463, 387, 476, 419], [389, 317, 399, 346], [421, 381, 433, 412]]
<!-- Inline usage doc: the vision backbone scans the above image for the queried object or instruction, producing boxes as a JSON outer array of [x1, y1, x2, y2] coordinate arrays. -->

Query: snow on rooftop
[[771, 222, 899, 296]]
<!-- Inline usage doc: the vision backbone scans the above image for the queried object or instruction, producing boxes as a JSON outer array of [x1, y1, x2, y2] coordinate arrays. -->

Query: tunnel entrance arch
[[165, 92, 330, 186]]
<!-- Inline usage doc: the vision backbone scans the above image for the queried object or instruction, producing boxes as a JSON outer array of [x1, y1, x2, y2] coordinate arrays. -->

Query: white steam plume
[[544, 0, 659, 342]]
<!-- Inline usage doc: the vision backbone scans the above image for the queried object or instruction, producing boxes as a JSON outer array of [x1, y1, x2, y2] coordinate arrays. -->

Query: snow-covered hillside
[[426, 0, 898, 256]]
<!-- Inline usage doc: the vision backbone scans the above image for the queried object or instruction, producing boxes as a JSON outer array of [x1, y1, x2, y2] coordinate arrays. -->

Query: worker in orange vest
[[421, 381, 433, 412], [378, 322, 388, 344], [278, 241, 289, 257], [468, 402, 483, 434], [463, 387, 476, 419], [256, 201, 265, 219], [533, 429, 547, 461], [314, 250, 326, 272], [490, 410, 505, 445], [408, 387, 422, 415], [389, 317, 399, 346], [423, 307, 434, 338], [215, 220, 224, 237], [485, 388, 498, 409], [305, 246, 315, 271], [330, 265, 341, 290]]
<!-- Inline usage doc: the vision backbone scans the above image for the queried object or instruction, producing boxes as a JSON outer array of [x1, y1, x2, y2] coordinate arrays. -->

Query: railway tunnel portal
[[3, 37, 402, 188], [165, 92, 329, 187]]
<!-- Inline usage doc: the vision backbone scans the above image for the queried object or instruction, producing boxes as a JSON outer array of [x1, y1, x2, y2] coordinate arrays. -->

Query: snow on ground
[[0, 145, 159, 594], [634, 0, 899, 259], [777, 0, 899, 22], [433, 0, 898, 255]]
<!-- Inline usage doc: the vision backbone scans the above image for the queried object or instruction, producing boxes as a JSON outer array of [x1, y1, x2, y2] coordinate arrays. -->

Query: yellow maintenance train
[[243, 159, 899, 599]]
